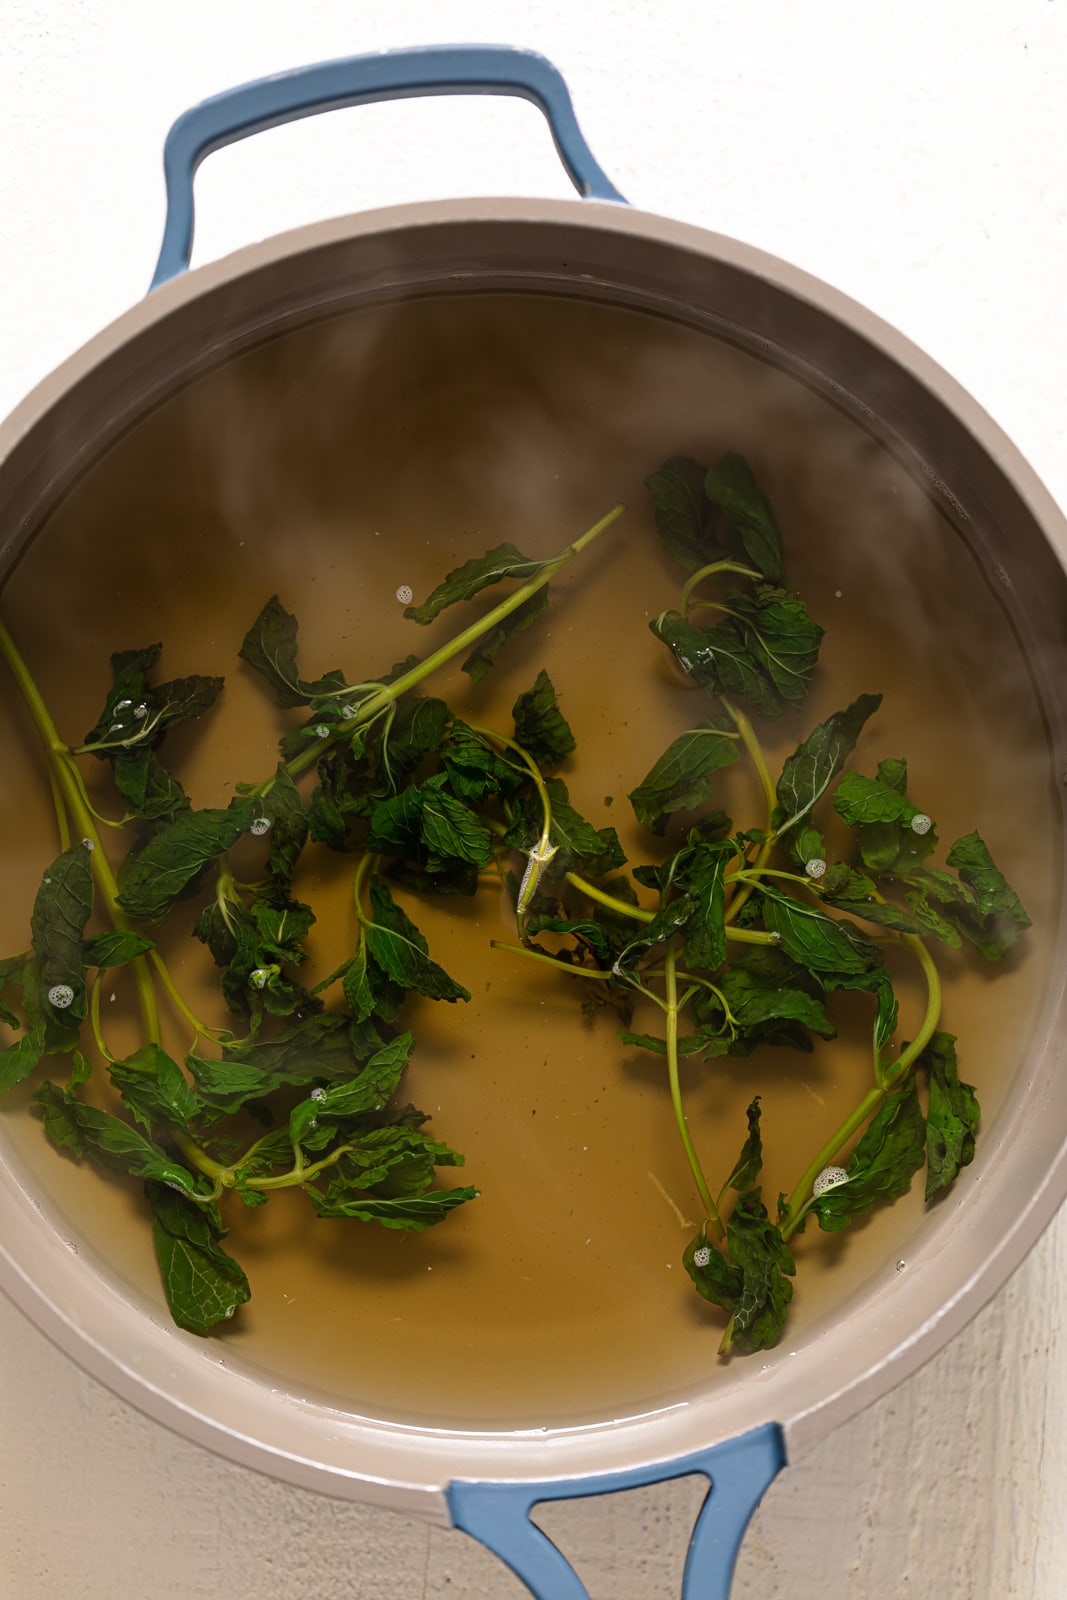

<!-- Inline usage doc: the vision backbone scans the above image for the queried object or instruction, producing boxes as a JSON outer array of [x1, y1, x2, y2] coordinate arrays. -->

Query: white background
[[0, 2, 1065, 1596]]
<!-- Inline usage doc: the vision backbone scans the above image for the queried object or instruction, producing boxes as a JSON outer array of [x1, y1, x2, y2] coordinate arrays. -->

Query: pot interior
[[0, 263, 1062, 1447]]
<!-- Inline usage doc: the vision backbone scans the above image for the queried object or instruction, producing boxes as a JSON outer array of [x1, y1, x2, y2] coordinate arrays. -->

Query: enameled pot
[[0, 48, 1064, 1600]]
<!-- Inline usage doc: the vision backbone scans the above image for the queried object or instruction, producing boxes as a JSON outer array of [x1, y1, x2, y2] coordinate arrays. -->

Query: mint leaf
[[944, 832, 1030, 958], [619, 1029, 724, 1057], [921, 1033, 980, 1200], [441, 721, 516, 803], [675, 842, 732, 972], [544, 780, 625, 880], [704, 453, 783, 583], [825, 968, 900, 1065], [366, 880, 471, 1003], [188, 1014, 361, 1119], [148, 1183, 251, 1334], [289, 1034, 415, 1145], [108, 1043, 200, 1132], [834, 769, 920, 826], [721, 1190, 795, 1353], [117, 801, 256, 922], [504, 777, 625, 882], [523, 915, 615, 968], [417, 776, 494, 872], [377, 697, 451, 792], [0, 1022, 46, 1092], [0, 952, 27, 1030], [82, 929, 155, 968], [149, 674, 224, 737], [723, 1098, 763, 1193], [82, 647, 159, 748], [340, 945, 376, 1023], [31, 844, 93, 1044], [778, 821, 825, 876], [511, 670, 576, 767], [819, 872, 925, 935], [684, 1226, 743, 1310], [239, 596, 345, 708], [403, 543, 549, 625], [854, 760, 937, 873], [628, 721, 739, 835], [902, 866, 977, 947], [726, 586, 822, 706], [649, 608, 784, 718], [812, 1077, 926, 1231], [773, 695, 882, 836], [713, 958, 836, 1051], [111, 748, 191, 822], [34, 1081, 202, 1195], [612, 897, 695, 974], [365, 785, 424, 859], [759, 888, 884, 976], [307, 1184, 478, 1228], [261, 767, 308, 891], [645, 456, 725, 572], [692, 616, 785, 718]]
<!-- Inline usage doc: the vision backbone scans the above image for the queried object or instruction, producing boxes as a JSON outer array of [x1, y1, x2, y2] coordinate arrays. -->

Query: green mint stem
[[721, 697, 776, 927], [47, 769, 72, 850], [470, 725, 557, 917], [779, 932, 942, 1240], [352, 851, 376, 926], [490, 939, 614, 980], [88, 973, 116, 1064], [562, 869, 779, 946], [146, 949, 227, 1045], [678, 559, 762, 616], [729, 866, 814, 889], [726, 926, 781, 946], [664, 938, 722, 1236], [0, 618, 163, 1047], [187, 1132, 359, 1196], [565, 871, 654, 922], [281, 504, 625, 785]]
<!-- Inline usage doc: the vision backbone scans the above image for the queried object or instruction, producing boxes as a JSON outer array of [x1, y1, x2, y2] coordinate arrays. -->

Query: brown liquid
[[0, 293, 1057, 1430]]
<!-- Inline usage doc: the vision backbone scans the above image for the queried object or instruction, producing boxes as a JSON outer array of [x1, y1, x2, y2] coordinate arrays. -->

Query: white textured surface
[[0, 2, 1065, 1595]]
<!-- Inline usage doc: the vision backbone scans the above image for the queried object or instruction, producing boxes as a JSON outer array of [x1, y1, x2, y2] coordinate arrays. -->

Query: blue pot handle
[[447, 1422, 785, 1600], [149, 44, 626, 290]]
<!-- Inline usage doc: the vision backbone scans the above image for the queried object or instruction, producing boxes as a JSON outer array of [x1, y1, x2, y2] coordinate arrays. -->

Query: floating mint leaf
[[404, 543, 550, 625], [921, 1032, 980, 1200], [645, 456, 726, 572], [773, 695, 882, 838], [365, 880, 471, 1004], [628, 720, 739, 835], [117, 801, 257, 922], [812, 1078, 926, 1232], [239, 596, 346, 708], [148, 1182, 251, 1335], [704, 452, 784, 583], [511, 670, 576, 768]]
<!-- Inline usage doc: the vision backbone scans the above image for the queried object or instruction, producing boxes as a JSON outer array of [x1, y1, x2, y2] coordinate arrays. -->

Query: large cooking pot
[[0, 47, 1064, 1599]]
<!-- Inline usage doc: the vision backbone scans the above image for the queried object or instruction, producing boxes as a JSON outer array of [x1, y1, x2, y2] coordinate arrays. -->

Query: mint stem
[[0, 619, 163, 1048], [664, 938, 722, 1236], [779, 932, 942, 1240], [678, 559, 762, 616], [281, 504, 624, 786], [721, 697, 777, 926]]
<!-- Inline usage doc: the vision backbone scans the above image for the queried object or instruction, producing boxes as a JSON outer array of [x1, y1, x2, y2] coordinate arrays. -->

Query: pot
[[0, 47, 1064, 1599]]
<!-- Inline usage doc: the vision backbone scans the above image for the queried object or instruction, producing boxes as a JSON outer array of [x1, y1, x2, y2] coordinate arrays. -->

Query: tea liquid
[[0, 294, 1056, 1429]]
